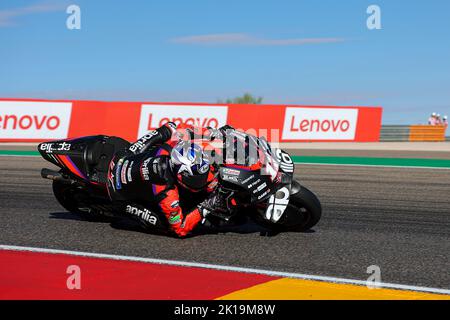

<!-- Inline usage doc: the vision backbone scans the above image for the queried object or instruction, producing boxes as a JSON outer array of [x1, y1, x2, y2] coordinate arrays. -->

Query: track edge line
[[1, 244, 449, 296]]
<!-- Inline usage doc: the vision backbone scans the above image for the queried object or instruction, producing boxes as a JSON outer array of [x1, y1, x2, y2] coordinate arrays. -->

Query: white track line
[[295, 162, 450, 170], [1, 244, 449, 295]]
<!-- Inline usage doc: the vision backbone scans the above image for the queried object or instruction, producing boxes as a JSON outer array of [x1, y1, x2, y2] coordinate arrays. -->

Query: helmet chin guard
[[170, 141, 210, 191]]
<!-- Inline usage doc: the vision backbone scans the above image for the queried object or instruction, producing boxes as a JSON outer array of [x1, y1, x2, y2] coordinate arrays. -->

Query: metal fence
[[379, 125, 410, 141], [380, 125, 447, 142]]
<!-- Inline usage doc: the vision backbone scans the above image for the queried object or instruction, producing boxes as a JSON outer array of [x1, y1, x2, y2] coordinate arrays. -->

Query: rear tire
[[253, 184, 322, 232], [52, 180, 106, 221]]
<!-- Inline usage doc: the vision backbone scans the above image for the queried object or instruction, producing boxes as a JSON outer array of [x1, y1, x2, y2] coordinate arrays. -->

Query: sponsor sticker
[[127, 161, 134, 183], [39, 141, 71, 153], [248, 178, 261, 189], [121, 160, 129, 185], [282, 107, 358, 140], [257, 190, 270, 200], [242, 175, 255, 184], [0, 101, 72, 139], [223, 175, 239, 183], [141, 158, 151, 180], [115, 159, 124, 190], [169, 214, 181, 225], [223, 168, 241, 176], [198, 162, 210, 174], [207, 179, 218, 189], [129, 130, 158, 153], [137, 104, 228, 138], [126, 205, 157, 225], [108, 160, 116, 191], [265, 187, 290, 222], [253, 182, 267, 193], [275, 148, 294, 173]]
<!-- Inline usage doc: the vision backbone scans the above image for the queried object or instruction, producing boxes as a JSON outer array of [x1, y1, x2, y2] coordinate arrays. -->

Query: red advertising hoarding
[[0, 98, 382, 143]]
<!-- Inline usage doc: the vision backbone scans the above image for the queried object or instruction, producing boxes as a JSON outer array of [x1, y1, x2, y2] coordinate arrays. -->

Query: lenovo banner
[[0, 99, 382, 142], [0, 101, 72, 140], [138, 104, 229, 138], [282, 107, 359, 141]]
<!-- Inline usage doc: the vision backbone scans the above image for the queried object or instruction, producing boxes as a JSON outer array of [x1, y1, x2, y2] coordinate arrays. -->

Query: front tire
[[283, 186, 322, 231]]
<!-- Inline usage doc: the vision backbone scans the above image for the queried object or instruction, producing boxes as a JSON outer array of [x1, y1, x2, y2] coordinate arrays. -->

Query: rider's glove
[[198, 206, 211, 219], [198, 191, 229, 217], [197, 196, 213, 218]]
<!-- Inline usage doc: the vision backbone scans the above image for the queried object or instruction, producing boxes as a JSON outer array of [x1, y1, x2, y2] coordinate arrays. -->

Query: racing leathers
[[107, 122, 222, 237]]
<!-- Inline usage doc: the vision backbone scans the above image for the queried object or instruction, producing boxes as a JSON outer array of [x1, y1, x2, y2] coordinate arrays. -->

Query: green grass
[[1, 150, 450, 168], [0, 150, 40, 156]]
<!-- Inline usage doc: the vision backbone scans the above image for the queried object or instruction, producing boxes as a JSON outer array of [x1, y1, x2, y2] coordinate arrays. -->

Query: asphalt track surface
[[0, 155, 449, 290]]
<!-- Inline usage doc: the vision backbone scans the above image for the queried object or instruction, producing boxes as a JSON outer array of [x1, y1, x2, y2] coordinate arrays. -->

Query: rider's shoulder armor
[[139, 154, 173, 185], [108, 152, 174, 201]]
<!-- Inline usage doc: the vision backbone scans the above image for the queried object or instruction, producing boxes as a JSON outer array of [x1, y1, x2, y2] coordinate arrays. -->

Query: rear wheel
[[253, 183, 322, 232], [52, 180, 106, 221]]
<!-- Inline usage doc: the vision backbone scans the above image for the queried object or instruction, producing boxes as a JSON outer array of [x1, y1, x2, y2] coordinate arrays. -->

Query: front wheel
[[253, 183, 322, 232]]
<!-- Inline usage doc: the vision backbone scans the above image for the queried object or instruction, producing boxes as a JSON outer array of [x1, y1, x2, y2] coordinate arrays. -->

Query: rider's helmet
[[443, 115, 448, 120], [432, 112, 437, 117], [169, 141, 211, 191]]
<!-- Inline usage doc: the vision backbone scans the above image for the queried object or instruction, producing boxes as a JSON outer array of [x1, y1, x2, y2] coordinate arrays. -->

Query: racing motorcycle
[[38, 133, 321, 234]]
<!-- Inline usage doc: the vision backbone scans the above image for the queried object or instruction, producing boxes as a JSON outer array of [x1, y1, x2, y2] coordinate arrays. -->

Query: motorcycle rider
[[107, 121, 233, 237]]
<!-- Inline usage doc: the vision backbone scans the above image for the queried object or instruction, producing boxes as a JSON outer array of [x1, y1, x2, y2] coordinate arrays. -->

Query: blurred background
[[1, 0, 449, 126]]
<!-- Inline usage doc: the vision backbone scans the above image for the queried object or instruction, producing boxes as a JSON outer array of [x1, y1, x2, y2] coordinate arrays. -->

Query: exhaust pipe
[[41, 168, 76, 184]]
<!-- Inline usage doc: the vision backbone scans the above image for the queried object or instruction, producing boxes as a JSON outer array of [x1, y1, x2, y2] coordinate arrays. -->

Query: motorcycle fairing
[[38, 135, 130, 184], [219, 167, 274, 201], [265, 185, 291, 223], [38, 137, 91, 180], [53, 154, 88, 180]]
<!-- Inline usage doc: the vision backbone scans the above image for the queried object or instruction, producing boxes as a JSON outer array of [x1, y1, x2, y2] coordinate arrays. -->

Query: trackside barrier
[[409, 125, 446, 142], [0, 98, 383, 143], [379, 125, 410, 142], [379, 125, 447, 142]]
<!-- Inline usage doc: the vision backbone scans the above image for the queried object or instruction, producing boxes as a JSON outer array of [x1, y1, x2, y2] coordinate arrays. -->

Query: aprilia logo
[[282, 107, 358, 140], [137, 104, 228, 138], [265, 187, 290, 222], [39, 142, 71, 153], [0, 101, 72, 139], [140, 157, 152, 180], [126, 205, 157, 225], [129, 130, 158, 153]]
